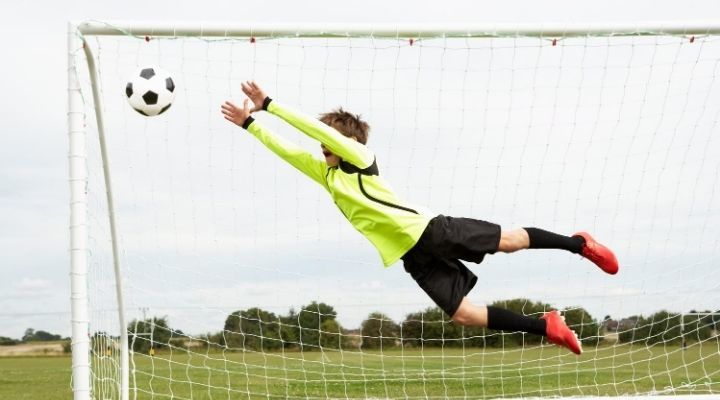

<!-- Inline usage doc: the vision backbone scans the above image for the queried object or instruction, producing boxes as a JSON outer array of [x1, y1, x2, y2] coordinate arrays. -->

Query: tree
[[127, 316, 174, 353], [222, 307, 283, 351], [91, 331, 118, 356], [22, 328, 62, 342], [562, 306, 602, 345], [33, 330, 63, 341], [401, 307, 467, 348], [711, 312, 720, 330], [279, 308, 299, 347], [360, 312, 400, 350], [294, 301, 340, 351], [22, 328, 35, 342], [0, 336, 18, 345], [319, 319, 350, 349], [681, 312, 716, 344], [618, 311, 682, 345], [224, 302, 343, 351]]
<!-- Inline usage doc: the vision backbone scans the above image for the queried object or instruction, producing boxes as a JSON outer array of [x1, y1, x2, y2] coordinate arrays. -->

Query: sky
[[2, 0, 720, 341]]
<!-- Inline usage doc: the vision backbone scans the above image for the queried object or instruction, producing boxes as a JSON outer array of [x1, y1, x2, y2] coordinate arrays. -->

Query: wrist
[[242, 115, 255, 130], [262, 96, 273, 111]]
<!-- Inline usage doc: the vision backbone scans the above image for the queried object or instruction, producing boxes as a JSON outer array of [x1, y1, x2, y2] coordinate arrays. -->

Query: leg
[[497, 228, 530, 253], [498, 227, 618, 274], [498, 227, 584, 254], [452, 298, 544, 336], [451, 298, 489, 327], [452, 297, 583, 355], [424, 216, 615, 274], [499, 227, 618, 274]]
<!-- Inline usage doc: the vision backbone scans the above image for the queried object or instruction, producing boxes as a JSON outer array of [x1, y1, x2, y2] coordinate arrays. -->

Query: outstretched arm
[[241, 81, 374, 169], [221, 98, 328, 188]]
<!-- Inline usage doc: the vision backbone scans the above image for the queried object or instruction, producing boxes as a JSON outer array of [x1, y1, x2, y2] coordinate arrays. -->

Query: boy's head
[[319, 107, 370, 144], [319, 108, 370, 166]]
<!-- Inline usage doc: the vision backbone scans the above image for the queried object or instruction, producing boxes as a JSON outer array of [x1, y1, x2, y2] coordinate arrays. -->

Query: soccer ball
[[125, 66, 175, 116]]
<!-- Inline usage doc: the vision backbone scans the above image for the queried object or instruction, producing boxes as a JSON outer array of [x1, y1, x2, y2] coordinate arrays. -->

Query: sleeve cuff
[[242, 116, 255, 130], [262, 96, 273, 111]]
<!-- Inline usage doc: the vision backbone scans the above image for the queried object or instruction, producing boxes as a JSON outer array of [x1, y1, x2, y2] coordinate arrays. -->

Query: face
[[320, 143, 341, 167]]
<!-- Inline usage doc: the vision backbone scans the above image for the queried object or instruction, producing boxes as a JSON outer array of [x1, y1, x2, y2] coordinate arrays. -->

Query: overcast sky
[[2, 0, 720, 340]]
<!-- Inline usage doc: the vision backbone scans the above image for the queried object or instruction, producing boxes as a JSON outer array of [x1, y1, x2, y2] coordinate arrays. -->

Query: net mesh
[[72, 25, 720, 398]]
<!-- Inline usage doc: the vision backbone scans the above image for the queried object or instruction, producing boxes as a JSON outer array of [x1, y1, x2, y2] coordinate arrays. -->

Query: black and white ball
[[125, 66, 175, 116]]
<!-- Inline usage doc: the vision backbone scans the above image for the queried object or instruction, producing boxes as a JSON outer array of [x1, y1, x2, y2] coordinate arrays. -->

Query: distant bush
[[22, 328, 62, 342], [127, 317, 176, 353], [0, 336, 18, 345], [360, 312, 400, 350], [618, 311, 716, 345]]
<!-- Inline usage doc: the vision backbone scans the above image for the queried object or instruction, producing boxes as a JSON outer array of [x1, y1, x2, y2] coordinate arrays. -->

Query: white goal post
[[69, 21, 720, 400]]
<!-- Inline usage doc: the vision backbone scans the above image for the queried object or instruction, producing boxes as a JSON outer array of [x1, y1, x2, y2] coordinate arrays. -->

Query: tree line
[[0, 328, 67, 346], [118, 299, 718, 354]]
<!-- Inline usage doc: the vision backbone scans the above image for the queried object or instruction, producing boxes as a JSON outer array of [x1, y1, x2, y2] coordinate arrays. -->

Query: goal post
[[68, 22, 91, 400], [69, 20, 720, 400]]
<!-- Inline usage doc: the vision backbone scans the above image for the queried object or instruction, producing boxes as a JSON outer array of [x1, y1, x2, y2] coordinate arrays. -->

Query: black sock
[[524, 227, 584, 254], [487, 306, 546, 336]]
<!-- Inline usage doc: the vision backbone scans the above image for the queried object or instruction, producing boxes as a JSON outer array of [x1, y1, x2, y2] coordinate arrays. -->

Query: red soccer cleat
[[573, 231, 619, 275], [542, 310, 582, 355]]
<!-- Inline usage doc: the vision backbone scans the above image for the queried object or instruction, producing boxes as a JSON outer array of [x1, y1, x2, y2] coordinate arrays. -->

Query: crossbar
[[75, 20, 720, 39]]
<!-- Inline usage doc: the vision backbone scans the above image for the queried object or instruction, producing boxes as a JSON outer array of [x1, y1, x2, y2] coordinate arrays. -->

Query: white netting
[[72, 25, 720, 398]]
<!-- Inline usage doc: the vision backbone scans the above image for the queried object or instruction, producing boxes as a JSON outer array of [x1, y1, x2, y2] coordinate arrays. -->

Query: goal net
[[69, 22, 720, 399]]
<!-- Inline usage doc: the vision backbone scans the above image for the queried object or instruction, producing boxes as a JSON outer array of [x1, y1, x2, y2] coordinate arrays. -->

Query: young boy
[[221, 81, 619, 355]]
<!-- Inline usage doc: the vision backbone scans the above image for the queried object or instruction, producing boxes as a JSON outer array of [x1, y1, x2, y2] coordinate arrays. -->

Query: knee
[[498, 229, 528, 253], [452, 307, 472, 326]]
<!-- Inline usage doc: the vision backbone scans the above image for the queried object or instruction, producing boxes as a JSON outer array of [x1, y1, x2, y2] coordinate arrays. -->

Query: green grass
[[0, 356, 71, 400], [2, 343, 719, 399]]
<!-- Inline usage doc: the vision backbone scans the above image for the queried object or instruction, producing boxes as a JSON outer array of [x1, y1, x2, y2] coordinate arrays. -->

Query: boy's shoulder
[[338, 157, 379, 176]]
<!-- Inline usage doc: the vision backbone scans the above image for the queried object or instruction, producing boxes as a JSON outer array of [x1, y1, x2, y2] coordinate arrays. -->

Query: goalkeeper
[[221, 81, 619, 355]]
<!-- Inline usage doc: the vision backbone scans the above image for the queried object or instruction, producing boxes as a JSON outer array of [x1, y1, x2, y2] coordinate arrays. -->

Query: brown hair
[[319, 107, 370, 144]]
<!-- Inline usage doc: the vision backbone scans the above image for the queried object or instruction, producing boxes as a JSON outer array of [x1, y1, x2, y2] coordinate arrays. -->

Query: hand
[[241, 80, 268, 112], [221, 99, 252, 127]]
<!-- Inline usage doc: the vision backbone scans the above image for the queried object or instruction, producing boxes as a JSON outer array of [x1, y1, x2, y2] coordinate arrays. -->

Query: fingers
[[241, 81, 251, 95], [241, 80, 256, 96], [220, 108, 234, 120], [221, 98, 253, 126], [221, 101, 237, 111], [222, 83, 260, 125], [220, 101, 240, 122], [250, 81, 266, 98], [241, 80, 264, 99]]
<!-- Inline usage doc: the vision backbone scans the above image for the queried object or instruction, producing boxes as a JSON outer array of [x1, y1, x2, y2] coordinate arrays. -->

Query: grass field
[[2, 343, 719, 399]]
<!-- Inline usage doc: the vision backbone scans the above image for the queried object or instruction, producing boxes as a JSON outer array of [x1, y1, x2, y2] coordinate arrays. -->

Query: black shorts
[[401, 215, 501, 317]]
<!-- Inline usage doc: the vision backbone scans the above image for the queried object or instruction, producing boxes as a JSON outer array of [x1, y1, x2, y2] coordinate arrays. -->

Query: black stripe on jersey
[[339, 159, 379, 176], [357, 174, 419, 215], [337, 158, 418, 215]]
